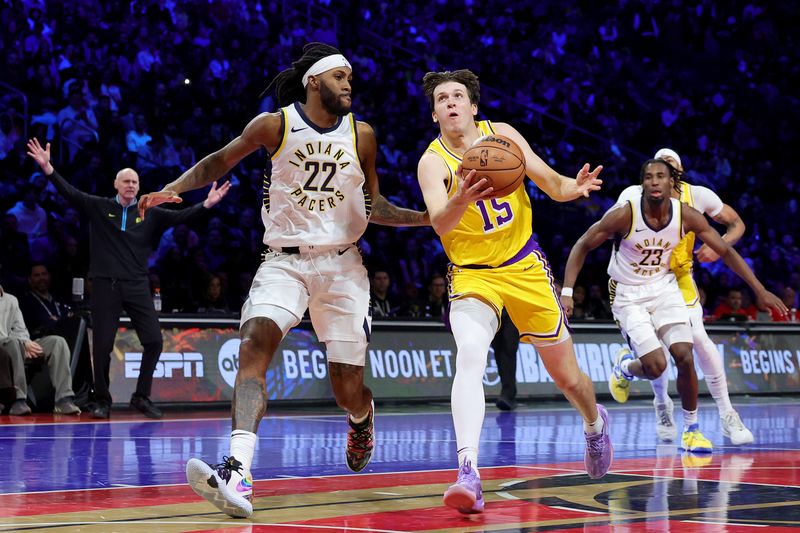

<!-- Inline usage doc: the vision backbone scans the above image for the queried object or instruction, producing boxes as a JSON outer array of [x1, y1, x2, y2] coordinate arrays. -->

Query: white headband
[[301, 54, 352, 87], [654, 148, 682, 169]]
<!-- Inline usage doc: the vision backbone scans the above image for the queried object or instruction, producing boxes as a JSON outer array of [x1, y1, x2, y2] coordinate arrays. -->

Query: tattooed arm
[[370, 194, 429, 227], [357, 121, 430, 227], [139, 112, 282, 216]]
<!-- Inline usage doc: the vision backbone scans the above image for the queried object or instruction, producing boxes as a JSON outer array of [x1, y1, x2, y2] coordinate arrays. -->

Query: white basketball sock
[[689, 306, 733, 416], [449, 298, 498, 472], [682, 408, 698, 430], [650, 369, 670, 405], [620, 357, 635, 378], [457, 446, 480, 476], [230, 429, 257, 474], [583, 413, 604, 435], [694, 333, 733, 416]]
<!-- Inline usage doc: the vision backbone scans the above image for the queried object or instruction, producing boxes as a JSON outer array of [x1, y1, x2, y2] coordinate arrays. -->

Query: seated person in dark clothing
[[19, 263, 68, 338], [369, 269, 396, 318], [423, 273, 448, 319], [196, 274, 230, 314], [20, 263, 93, 402], [0, 286, 80, 415]]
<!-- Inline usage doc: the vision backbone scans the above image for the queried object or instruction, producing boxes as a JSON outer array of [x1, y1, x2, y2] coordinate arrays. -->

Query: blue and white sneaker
[[186, 455, 253, 518], [609, 348, 635, 403]]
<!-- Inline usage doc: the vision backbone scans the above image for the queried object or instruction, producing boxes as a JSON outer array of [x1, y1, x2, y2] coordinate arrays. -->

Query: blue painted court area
[[1, 397, 798, 494]]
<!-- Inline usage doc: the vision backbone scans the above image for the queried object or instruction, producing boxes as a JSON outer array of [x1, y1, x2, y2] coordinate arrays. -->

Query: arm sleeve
[[47, 170, 92, 212], [690, 185, 724, 217]]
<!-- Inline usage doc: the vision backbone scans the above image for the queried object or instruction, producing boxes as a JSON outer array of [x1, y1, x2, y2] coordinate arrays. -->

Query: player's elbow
[[430, 219, 451, 237]]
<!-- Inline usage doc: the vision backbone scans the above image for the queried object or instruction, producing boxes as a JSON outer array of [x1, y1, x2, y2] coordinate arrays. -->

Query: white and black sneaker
[[186, 455, 253, 518]]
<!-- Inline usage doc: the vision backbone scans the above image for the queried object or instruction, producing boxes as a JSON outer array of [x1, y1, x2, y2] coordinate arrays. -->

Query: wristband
[[561, 287, 573, 298]]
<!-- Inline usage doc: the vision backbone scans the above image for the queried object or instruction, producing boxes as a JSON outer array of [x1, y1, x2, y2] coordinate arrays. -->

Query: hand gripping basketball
[[461, 135, 526, 199]]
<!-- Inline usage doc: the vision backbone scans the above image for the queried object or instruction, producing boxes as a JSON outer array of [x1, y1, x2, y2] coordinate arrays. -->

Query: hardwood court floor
[[1, 398, 799, 531]]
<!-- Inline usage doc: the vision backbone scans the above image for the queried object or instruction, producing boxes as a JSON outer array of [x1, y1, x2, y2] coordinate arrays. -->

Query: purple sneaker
[[443, 460, 484, 514], [584, 404, 613, 479]]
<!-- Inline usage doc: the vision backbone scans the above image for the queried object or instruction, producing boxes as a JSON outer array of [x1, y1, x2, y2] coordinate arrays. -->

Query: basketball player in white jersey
[[617, 148, 753, 445], [139, 43, 429, 518], [561, 159, 785, 453]]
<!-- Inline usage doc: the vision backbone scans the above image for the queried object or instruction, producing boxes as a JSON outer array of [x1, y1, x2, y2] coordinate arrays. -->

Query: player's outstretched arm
[[493, 122, 602, 202], [561, 204, 631, 317], [696, 202, 746, 262], [683, 204, 786, 317], [139, 113, 281, 216], [357, 122, 429, 227]]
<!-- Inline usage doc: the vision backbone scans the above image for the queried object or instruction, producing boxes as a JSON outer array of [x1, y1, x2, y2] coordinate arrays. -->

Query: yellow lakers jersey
[[670, 181, 695, 276], [425, 121, 532, 267]]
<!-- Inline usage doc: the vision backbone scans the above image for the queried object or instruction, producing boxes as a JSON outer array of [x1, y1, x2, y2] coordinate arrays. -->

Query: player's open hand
[[454, 166, 493, 205], [560, 295, 574, 318], [139, 190, 183, 218], [756, 290, 788, 317], [575, 163, 603, 198]]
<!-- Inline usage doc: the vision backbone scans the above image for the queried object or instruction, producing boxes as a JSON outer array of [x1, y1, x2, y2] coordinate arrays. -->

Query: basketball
[[462, 134, 526, 198]]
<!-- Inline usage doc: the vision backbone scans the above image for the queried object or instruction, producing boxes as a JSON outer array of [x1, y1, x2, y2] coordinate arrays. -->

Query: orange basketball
[[461, 134, 526, 198]]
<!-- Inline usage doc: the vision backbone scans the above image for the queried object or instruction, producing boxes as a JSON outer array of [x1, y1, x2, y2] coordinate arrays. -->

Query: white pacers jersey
[[607, 196, 684, 285], [262, 102, 369, 247]]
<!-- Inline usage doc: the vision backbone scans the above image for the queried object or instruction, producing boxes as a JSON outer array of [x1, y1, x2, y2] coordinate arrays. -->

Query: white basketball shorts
[[611, 274, 691, 356], [241, 245, 371, 346]]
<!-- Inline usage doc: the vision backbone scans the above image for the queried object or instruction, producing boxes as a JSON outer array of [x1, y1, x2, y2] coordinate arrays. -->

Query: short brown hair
[[422, 69, 480, 109]]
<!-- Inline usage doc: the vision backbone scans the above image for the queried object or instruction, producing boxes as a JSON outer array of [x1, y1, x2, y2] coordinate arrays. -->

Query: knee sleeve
[[659, 323, 692, 349], [241, 303, 300, 337], [449, 298, 498, 376], [326, 339, 368, 367]]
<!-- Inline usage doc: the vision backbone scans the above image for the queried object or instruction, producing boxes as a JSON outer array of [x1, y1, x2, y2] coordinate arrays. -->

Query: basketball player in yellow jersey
[[139, 43, 429, 518], [416, 69, 610, 515], [615, 148, 753, 445]]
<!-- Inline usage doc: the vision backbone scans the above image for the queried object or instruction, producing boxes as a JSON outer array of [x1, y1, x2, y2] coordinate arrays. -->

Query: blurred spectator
[[422, 273, 447, 319], [6, 183, 47, 245], [570, 285, 589, 320], [370, 269, 395, 318], [57, 88, 98, 161], [126, 113, 152, 153], [196, 274, 230, 314], [712, 288, 756, 322]]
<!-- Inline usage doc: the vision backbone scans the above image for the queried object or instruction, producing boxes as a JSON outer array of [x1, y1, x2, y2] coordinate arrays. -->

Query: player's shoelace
[[348, 419, 373, 454], [210, 456, 243, 483], [586, 433, 606, 456]]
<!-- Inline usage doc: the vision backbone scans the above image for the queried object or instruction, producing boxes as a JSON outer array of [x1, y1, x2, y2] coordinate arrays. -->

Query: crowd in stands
[[1, 0, 798, 323]]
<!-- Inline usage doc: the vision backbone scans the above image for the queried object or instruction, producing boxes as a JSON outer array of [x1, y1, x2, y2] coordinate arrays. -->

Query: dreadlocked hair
[[261, 42, 343, 106], [641, 158, 683, 193]]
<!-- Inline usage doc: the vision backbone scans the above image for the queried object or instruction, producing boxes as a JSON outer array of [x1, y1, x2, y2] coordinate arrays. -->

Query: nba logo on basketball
[[479, 149, 489, 167]]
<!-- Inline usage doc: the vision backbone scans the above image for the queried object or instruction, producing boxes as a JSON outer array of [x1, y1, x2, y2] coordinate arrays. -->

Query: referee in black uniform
[[27, 138, 230, 419]]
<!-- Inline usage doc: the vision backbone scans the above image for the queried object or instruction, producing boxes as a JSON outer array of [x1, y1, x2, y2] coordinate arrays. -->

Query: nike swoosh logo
[[338, 247, 351, 255], [108, 214, 116, 218], [291, 126, 308, 132], [635, 228, 646, 232]]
